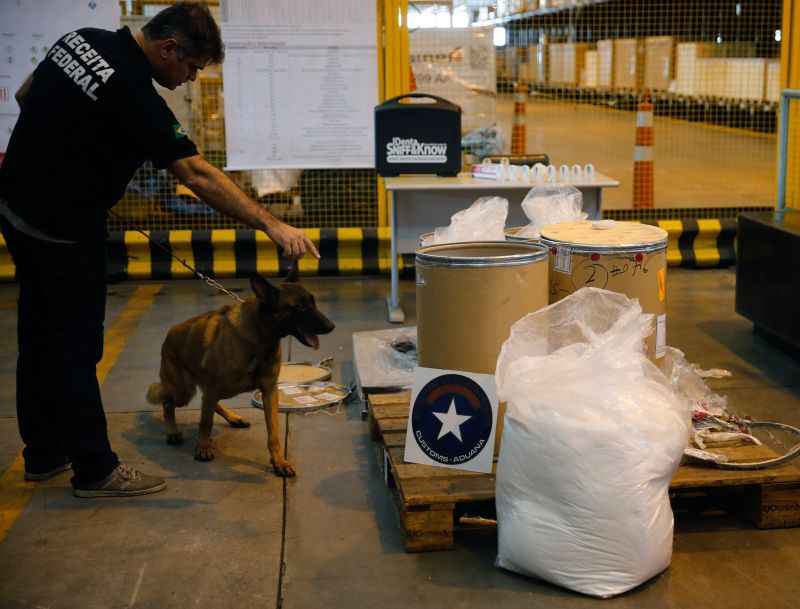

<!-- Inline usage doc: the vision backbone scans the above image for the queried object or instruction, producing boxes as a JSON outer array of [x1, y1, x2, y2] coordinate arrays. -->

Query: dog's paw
[[272, 459, 296, 477], [228, 418, 251, 429], [194, 442, 216, 461], [166, 432, 184, 446]]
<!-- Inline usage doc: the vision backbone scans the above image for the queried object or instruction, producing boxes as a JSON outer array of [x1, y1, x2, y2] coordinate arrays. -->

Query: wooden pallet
[[368, 393, 800, 552]]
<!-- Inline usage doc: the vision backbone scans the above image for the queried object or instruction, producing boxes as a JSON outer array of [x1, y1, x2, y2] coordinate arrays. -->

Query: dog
[[146, 272, 335, 476]]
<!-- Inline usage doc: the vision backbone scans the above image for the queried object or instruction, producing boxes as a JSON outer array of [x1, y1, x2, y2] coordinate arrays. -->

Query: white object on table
[[383, 172, 620, 323]]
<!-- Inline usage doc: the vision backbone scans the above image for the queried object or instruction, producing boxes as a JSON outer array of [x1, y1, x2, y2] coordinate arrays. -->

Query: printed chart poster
[[221, 0, 377, 169], [0, 0, 120, 151], [404, 367, 498, 474]]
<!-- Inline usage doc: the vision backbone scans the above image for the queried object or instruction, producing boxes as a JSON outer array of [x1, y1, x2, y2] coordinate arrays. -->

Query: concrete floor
[[496, 97, 777, 209], [1, 270, 799, 609]]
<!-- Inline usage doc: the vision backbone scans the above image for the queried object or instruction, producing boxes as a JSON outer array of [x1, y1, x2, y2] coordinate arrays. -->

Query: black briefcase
[[374, 93, 461, 177]]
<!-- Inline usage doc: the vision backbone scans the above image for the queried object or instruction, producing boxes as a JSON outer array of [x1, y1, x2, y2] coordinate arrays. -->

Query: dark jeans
[[1, 217, 119, 486]]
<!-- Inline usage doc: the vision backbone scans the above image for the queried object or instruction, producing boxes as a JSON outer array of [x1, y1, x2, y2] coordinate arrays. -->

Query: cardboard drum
[[416, 241, 548, 373], [504, 226, 539, 243], [540, 220, 669, 358], [416, 242, 548, 454]]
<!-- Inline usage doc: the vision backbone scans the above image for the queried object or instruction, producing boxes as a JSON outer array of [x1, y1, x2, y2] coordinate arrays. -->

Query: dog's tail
[[146, 383, 167, 405]]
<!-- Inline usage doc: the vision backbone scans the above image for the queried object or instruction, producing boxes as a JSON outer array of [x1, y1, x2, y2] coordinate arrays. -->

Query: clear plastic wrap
[[420, 196, 508, 247], [657, 346, 728, 418], [461, 125, 504, 159], [516, 185, 587, 240], [352, 327, 417, 390], [494, 287, 691, 598]]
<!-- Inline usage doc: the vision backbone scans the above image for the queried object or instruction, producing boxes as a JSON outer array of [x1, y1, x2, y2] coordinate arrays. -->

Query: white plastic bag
[[516, 185, 587, 240], [248, 169, 302, 196], [421, 196, 508, 246], [657, 346, 728, 418], [494, 288, 690, 598]]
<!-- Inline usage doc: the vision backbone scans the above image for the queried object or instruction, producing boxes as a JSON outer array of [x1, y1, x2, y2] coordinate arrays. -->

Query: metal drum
[[540, 220, 669, 359], [415, 241, 548, 455]]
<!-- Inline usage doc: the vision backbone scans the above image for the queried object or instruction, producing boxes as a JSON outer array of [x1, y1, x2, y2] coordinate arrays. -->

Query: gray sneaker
[[73, 464, 166, 498]]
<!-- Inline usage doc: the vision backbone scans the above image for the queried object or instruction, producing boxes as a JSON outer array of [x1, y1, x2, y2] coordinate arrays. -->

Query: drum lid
[[540, 220, 668, 254], [416, 241, 546, 268]]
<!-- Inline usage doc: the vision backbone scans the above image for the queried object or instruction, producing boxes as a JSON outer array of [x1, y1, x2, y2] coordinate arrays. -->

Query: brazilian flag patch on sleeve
[[173, 123, 188, 139]]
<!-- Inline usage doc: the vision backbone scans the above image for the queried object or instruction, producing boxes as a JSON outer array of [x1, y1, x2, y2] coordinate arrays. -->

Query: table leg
[[386, 190, 406, 323], [581, 187, 602, 219]]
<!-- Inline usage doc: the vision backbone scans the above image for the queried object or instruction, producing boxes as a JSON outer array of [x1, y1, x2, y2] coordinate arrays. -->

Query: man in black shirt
[[0, 3, 319, 497]]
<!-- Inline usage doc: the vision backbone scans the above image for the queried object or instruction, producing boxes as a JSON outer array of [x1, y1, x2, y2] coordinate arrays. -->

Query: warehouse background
[[106, 0, 799, 235]]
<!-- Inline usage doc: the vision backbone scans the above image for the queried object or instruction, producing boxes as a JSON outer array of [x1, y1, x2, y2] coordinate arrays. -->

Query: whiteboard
[[220, 0, 378, 170], [0, 0, 121, 151]]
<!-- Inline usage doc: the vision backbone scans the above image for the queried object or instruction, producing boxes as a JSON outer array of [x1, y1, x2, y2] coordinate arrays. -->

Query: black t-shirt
[[0, 26, 198, 241]]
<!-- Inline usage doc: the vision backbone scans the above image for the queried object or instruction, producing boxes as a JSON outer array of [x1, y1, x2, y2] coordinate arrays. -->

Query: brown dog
[[146, 274, 335, 476]]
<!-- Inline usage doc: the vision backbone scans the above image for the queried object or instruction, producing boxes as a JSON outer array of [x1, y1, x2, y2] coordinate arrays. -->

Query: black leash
[[108, 209, 245, 302]]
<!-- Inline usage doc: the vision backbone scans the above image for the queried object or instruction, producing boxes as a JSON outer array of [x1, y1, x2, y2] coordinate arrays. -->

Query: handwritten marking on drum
[[570, 253, 653, 291], [572, 260, 610, 290]]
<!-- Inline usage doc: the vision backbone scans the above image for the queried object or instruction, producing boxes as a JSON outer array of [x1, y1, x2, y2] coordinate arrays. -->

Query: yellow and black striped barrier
[[646, 218, 737, 268], [103, 227, 404, 281], [0, 220, 738, 282]]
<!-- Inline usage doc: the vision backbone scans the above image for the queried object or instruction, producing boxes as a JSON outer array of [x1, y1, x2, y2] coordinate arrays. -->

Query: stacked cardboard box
[[510, 0, 529, 13], [766, 60, 780, 102], [724, 58, 767, 100], [524, 44, 547, 83], [581, 50, 599, 87], [496, 0, 512, 18], [564, 42, 588, 86], [498, 45, 522, 81], [613, 39, 643, 90], [695, 58, 728, 97], [597, 39, 614, 88], [548, 42, 587, 85], [548, 43, 563, 83], [644, 36, 674, 91], [675, 42, 757, 97], [675, 43, 705, 95]]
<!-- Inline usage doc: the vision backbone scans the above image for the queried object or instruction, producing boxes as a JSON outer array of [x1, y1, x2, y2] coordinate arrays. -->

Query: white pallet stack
[[724, 58, 767, 101], [581, 50, 599, 87], [597, 39, 614, 88], [766, 60, 781, 102]]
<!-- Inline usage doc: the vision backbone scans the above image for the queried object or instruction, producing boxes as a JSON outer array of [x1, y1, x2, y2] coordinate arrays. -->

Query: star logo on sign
[[432, 399, 472, 442]]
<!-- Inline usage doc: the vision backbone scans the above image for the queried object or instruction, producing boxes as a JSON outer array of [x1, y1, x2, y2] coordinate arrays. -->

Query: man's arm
[[169, 155, 319, 259], [15, 73, 34, 109]]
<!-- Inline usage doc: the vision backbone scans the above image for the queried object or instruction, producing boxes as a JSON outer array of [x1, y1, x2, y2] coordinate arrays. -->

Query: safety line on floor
[[0, 284, 162, 544]]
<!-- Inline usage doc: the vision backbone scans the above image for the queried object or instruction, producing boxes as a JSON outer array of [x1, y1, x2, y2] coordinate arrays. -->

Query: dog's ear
[[250, 275, 280, 308], [284, 263, 299, 283]]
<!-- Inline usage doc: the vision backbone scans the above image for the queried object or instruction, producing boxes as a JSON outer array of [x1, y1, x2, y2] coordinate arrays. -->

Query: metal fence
[[778, 90, 800, 209], [108, 3, 378, 233], [110, 0, 787, 234], [484, 0, 783, 210]]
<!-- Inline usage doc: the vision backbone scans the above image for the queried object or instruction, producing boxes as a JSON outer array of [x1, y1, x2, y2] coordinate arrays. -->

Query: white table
[[383, 172, 620, 323]]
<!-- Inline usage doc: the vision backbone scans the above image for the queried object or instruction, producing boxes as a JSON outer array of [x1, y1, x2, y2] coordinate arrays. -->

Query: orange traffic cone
[[511, 82, 527, 154], [633, 92, 654, 209], [409, 66, 417, 92]]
